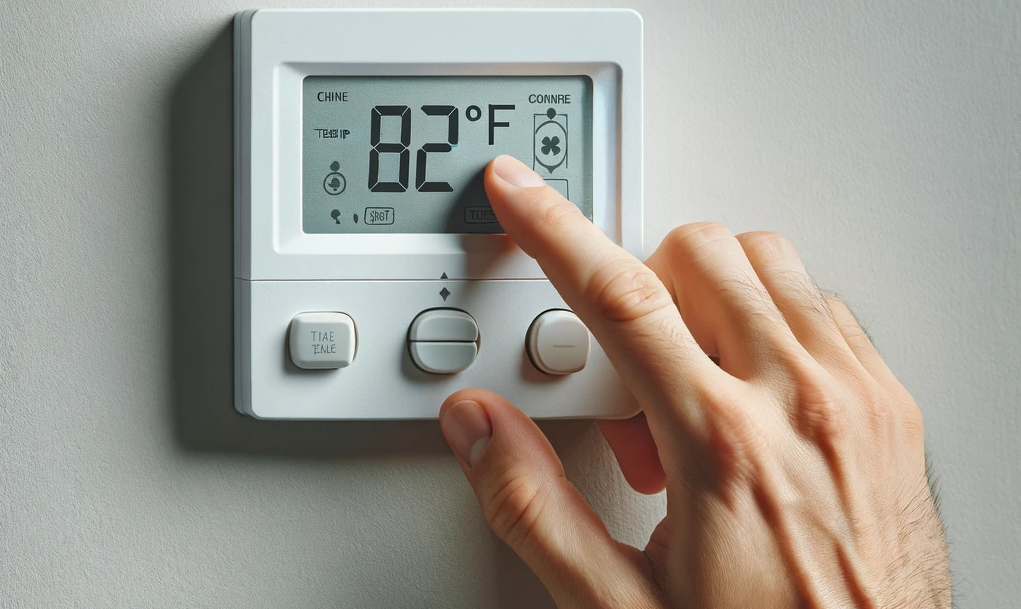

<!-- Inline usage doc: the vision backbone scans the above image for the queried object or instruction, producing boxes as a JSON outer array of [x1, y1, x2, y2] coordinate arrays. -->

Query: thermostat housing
[[234, 8, 643, 419]]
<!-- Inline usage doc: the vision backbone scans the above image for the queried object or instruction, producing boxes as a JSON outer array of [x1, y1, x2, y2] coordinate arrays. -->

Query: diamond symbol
[[439, 287, 451, 301]]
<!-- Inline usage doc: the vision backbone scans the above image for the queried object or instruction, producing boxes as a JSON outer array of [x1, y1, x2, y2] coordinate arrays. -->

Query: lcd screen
[[302, 76, 593, 234]]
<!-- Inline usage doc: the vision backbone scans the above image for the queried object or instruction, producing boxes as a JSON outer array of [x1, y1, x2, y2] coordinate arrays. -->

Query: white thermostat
[[234, 9, 643, 419]]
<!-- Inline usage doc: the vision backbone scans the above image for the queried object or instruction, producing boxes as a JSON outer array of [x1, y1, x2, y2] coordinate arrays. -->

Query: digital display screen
[[302, 76, 593, 234]]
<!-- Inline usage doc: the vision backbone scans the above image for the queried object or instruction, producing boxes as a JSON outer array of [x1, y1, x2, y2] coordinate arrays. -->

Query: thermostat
[[234, 9, 643, 419]]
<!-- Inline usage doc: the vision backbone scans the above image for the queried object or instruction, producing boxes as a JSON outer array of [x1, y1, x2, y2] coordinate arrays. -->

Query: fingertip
[[440, 388, 480, 417], [483, 156, 566, 244], [598, 416, 667, 495], [440, 388, 563, 473], [441, 390, 508, 469], [440, 390, 497, 463], [488, 154, 547, 189], [439, 396, 649, 608], [626, 468, 667, 495], [439, 398, 493, 468], [440, 387, 504, 416], [443, 388, 541, 431]]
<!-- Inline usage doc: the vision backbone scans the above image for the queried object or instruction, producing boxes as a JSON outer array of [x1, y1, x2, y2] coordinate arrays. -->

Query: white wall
[[1, 1, 1017, 607]]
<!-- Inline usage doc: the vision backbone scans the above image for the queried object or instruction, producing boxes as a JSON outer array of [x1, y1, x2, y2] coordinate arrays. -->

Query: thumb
[[440, 389, 662, 608]]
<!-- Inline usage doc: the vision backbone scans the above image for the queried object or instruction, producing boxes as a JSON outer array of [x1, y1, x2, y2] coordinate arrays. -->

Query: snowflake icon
[[540, 136, 561, 156]]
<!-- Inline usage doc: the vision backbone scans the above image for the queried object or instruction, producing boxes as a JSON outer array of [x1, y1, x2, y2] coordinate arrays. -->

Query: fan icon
[[541, 136, 561, 157], [533, 109, 568, 173]]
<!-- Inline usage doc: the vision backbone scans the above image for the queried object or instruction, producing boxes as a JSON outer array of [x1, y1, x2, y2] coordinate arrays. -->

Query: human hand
[[438, 155, 951, 608]]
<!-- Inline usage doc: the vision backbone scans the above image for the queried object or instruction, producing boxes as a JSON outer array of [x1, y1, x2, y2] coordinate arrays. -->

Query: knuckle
[[900, 400, 926, 440], [857, 385, 898, 437], [737, 231, 799, 262], [786, 363, 852, 444], [702, 390, 769, 488], [481, 470, 550, 547], [586, 257, 674, 323], [856, 377, 925, 442], [797, 390, 851, 445], [663, 222, 735, 261]]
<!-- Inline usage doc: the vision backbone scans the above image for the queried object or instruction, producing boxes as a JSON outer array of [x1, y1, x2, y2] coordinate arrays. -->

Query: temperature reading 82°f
[[302, 75, 593, 234], [367, 103, 516, 193]]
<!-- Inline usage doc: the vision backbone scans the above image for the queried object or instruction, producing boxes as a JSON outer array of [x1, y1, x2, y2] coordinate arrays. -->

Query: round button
[[409, 342, 478, 375], [408, 309, 480, 374], [526, 310, 589, 375]]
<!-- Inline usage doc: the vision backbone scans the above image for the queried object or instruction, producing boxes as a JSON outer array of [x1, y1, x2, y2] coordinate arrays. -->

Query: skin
[[437, 155, 952, 608]]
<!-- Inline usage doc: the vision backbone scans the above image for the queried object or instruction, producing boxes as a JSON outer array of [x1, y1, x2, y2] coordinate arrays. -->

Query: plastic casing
[[234, 9, 643, 419]]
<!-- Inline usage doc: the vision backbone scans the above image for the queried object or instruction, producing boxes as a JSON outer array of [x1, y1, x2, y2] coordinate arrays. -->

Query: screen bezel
[[279, 63, 617, 276]]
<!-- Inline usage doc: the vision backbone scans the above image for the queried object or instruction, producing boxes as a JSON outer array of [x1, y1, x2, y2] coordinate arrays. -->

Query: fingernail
[[492, 155, 547, 188], [440, 400, 493, 467]]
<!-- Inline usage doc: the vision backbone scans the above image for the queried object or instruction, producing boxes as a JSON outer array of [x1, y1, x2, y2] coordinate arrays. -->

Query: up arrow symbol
[[440, 272, 448, 279]]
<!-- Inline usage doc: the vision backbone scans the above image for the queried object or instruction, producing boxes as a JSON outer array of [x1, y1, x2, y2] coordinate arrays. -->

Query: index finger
[[484, 155, 721, 411]]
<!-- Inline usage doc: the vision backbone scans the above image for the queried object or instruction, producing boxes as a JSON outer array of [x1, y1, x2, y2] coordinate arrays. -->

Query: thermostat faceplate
[[234, 9, 643, 419]]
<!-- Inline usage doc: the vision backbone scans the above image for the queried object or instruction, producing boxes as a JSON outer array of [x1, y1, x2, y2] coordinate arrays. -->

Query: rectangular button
[[289, 312, 357, 369]]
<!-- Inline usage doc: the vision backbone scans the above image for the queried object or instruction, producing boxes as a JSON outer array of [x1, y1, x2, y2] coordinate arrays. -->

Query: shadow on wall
[[167, 23, 454, 458]]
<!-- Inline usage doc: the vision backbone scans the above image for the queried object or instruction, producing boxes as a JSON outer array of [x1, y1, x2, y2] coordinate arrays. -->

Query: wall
[[1, 1, 1018, 607]]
